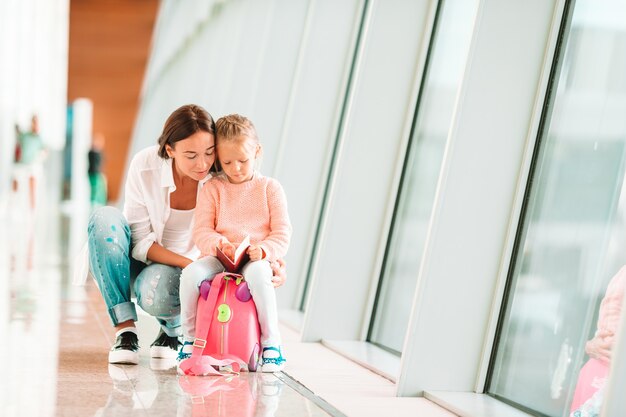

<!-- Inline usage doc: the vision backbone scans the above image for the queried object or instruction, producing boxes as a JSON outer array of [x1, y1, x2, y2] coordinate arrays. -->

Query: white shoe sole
[[108, 349, 139, 365], [261, 362, 285, 373], [150, 358, 176, 371], [150, 345, 178, 359]]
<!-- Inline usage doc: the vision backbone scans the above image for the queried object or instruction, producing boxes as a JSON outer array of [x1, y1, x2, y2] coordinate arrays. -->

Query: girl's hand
[[218, 240, 236, 260], [270, 259, 287, 288], [247, 245, 264, 261]]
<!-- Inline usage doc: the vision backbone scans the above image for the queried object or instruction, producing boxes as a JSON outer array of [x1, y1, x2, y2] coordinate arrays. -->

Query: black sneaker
[[150, 329, 181, 359], [108, 331, 139, 364]]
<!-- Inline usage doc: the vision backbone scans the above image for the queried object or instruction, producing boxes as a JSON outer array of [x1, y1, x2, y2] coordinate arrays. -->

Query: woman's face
[[166, 130, 215, 181]]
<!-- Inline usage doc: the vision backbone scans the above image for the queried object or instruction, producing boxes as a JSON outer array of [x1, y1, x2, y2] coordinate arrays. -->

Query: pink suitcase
[[178, 272, 261, 376]]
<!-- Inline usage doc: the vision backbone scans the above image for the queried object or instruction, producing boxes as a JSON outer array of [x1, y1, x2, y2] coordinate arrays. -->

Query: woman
[[86, 104, 285, 365]]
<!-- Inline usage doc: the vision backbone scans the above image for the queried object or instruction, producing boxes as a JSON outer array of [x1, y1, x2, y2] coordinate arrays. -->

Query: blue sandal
[[177, 340, 194, 362], [261, 346, 286, 372]]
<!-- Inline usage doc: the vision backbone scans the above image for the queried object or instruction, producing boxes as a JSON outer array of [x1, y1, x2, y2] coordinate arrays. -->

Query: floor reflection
[[98, 362, 330, 417], [2, 158, 63, 417], [101, 360, 335, 417], [9, 209, 37, 330], [177, 373, 282, 417]]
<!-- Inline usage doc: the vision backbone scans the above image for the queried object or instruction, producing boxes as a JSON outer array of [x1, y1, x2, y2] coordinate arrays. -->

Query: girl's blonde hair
[[215, 114, 259, 144], [214, 114, 262, 172]]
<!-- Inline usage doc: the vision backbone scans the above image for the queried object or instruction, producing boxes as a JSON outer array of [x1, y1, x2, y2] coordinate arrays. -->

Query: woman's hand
[[247, 245, 264, 261], [147, 242, 193, 269], [270, 259, 287, 288], [180, 257, 194, 269]]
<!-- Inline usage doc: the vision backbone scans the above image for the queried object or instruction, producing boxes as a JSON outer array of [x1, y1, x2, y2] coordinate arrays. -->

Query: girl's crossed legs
[[179, 257, 284, 371]]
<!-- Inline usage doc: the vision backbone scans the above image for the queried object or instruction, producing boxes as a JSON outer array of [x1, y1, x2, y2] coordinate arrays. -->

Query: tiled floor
[[1, 158, 456, 417]]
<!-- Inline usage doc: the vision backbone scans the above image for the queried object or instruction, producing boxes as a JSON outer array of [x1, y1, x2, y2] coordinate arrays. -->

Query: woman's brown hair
[[157, 104, 215, 159]]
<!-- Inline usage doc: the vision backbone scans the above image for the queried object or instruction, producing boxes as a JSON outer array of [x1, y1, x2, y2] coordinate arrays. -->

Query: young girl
[[179, 114, 291, 372]]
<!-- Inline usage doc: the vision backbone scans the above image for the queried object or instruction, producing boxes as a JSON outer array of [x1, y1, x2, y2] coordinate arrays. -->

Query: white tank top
[[162, 208, 200, 261]]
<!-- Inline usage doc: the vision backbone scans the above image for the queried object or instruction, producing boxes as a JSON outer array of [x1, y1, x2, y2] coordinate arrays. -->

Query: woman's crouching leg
[[134, 263, 182, 337], [88, 206, 137, 325]]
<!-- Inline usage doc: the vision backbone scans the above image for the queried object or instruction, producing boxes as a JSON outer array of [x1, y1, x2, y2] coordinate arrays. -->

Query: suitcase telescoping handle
[[178, 272, 244, 376]]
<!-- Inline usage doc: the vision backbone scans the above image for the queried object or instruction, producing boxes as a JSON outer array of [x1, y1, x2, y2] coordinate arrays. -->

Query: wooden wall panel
[[68, 0, 159, 201]]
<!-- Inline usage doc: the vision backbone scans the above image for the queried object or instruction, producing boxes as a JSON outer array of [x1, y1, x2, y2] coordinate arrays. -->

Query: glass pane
[[488, 1, 626, 416], [368, 0, 479, 353]]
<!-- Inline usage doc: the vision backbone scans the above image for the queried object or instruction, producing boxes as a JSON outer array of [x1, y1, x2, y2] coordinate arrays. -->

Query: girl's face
[[217, 136, 259, 184], [166, 130, 215, 182]]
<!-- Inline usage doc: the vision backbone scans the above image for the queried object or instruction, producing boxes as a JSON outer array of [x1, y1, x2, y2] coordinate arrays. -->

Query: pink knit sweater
[[194, 173, 291, 261], [586, 265, 626, 363]]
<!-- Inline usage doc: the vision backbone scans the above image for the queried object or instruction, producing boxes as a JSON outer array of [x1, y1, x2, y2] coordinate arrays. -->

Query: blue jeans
[[88, 206, 182, 337]]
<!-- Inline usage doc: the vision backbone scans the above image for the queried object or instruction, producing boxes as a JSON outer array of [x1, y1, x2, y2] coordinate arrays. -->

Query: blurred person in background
[[13, 114, 46, 210], [88, 132, 107, 209]]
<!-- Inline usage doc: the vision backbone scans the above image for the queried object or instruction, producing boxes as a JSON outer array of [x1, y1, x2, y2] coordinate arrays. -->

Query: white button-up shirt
[[124, 145, 211, 263]]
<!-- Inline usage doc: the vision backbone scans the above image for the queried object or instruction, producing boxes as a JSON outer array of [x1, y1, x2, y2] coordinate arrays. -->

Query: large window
[[488, 1, 626, 415], [368, 0, 479, 353]]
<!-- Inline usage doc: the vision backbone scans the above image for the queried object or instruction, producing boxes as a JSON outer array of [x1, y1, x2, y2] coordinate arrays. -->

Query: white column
[[67, 98, 93, 262], [243, 0, 366, 310]]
